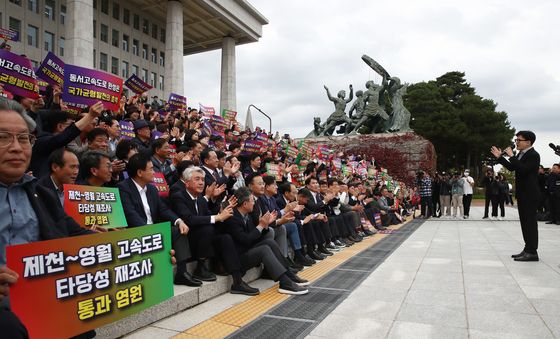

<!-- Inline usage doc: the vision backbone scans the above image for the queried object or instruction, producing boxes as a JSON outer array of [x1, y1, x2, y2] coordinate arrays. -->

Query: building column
[[220, 36, 236, 113], [165, 0, 184, 97], [65, 0, 94, 67]]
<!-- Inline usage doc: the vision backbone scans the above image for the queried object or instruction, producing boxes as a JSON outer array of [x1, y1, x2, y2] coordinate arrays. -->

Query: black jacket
[[223, 209, 268, 255], [117, 178, 179, 227], [29, 124, 81, 179], [23, 179, 92, 240], [169, 181, 219, 226], [498, 148, 540, 201]]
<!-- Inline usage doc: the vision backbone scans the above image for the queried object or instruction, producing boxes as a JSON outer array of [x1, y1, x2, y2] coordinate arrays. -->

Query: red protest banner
[[6, 223, 173, 339], [152, 172, 169, 197]]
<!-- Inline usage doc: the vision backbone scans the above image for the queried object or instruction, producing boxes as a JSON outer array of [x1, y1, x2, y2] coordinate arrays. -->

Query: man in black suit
[[200, 147, 235, 202], [38, 148, 80, 206], [169, 166, 259, 295], [223, 187, 310, 295], [29, 101, 103, 178], [118, 153, 200, 285], [492, 130, 541, 261], [304, 177, 337, 256]]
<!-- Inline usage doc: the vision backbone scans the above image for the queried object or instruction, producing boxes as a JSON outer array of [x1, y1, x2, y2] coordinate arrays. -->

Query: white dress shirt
[[133, 179, 153, 224]]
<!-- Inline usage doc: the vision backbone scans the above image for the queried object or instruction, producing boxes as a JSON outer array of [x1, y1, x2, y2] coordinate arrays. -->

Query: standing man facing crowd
[[491, 131, 540, 261]]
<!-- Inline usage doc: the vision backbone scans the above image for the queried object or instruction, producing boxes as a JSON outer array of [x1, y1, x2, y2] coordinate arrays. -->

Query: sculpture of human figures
[[387, 77, 411, 132], [348, 90, 365, 124], [320, 84, 353, 136], [350, 77, 389, 134]]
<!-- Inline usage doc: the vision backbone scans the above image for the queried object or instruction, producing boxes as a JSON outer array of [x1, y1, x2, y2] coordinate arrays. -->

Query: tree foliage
[[404, 71, 515, 175]]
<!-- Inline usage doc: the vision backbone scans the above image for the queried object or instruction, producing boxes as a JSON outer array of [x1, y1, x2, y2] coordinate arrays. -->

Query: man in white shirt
[[462, 169, 475, 219]]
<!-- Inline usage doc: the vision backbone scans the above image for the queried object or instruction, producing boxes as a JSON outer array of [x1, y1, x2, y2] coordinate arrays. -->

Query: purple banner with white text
[[124, 74, 153, 95], [168, 93, 186, 111], [0, 49, 39, 99], [37, 51, 64, 87], [62, 64, 123, 112]]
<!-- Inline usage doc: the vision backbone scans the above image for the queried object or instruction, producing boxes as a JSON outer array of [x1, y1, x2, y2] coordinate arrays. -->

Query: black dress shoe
[[309, 250, 326, 260], [363, 229, 375, 236], [294, 254, 315, 267], [193, 260, 217, 281], [231, 281, 260, 296], [174, 272, 202, 287], [342, 238, 354, 246], [287, 256, 304, 270], [514, 253, 539, 262], [511, 251, 525, 258], [318, 246, 333, 256]]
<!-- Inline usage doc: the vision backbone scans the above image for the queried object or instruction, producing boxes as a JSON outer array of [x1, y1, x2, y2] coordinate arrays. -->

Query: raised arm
[[324, 85, 335, 102], [345, 84, 354, 104]]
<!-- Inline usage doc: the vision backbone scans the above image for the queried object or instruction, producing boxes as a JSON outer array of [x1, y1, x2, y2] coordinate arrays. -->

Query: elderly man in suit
[[118, 153, 200, 285], [0, 99, 95, 338], [169, 166, 259, 295], [492, 131, 541, 261], [223, 187, 309, 295]]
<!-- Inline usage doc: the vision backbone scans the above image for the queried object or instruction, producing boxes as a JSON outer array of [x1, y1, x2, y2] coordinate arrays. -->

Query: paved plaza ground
[[125, 205, 560, 339]]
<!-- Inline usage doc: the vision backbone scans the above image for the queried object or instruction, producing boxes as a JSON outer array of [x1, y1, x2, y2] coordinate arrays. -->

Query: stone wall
[[298, 132, 436, 185]]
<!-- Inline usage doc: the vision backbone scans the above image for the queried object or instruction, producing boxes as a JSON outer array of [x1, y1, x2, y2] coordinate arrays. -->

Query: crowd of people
[[414, 168, 514, 220], [0, 79, 422, 337]]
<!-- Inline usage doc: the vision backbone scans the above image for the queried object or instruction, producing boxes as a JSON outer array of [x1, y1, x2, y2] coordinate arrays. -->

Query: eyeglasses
[[0, 132, 36, 148], [514, 138, 527, 142]]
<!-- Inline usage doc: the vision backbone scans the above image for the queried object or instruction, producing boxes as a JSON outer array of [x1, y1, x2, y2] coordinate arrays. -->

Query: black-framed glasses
[[514, 138, 527, 142], [0, 132, 36, 148]]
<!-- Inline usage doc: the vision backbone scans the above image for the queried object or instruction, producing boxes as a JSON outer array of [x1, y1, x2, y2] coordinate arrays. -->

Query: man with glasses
[[491, 131, 541, 262], [0, 99, 93, 338]]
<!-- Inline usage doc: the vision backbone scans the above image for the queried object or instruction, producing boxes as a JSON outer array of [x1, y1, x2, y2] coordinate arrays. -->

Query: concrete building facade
[[0, 0, 267, 112]]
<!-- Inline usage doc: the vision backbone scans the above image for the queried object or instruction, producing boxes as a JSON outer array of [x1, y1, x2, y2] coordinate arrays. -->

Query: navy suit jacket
[[117, 178, 179, 227], [169, 180, 216, 227], [201, 166, 228, 187], [223, 208, 267, 254]]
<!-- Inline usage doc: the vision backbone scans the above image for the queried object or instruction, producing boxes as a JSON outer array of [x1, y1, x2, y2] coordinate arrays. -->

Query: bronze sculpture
[[307, 54, 412, 137]]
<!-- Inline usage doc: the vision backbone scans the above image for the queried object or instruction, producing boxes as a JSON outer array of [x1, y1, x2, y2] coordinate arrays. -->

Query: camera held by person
[[549, 143, 560, 156]]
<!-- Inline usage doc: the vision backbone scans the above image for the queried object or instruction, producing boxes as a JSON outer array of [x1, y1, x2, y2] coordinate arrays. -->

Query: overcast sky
[[183, 0, 560, 167]]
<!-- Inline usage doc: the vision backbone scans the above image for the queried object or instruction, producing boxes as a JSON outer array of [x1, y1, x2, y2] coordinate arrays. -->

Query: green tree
[[405, 71, 515, 177]]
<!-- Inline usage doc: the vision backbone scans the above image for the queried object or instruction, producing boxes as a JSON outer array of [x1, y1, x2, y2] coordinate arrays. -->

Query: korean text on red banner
[[6, 223, 174, 339]]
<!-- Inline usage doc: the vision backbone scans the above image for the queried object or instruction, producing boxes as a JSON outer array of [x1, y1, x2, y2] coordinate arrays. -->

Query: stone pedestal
[[300, 132, 436, 184]]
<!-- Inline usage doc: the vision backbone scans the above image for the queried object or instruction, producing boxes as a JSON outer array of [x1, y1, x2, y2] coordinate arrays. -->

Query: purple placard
[[201, 119, 212, 137], [152, 131, 163, 139], [0, 28, 19, 42], [199, 103, 215, 117], [0, 49, 39, 99], [37, 52, 64, 87], [255, 132, 268, 143], [119, 121, 135, 140], [211, 114, 228, 132], [62, 64, 123, 111], [242, 140, 264, 155], [124, 74, 153, 95], [168, 93, 186, 110]]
